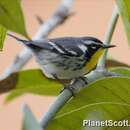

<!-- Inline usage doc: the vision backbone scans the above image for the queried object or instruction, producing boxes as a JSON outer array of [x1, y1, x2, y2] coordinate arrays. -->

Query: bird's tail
[[7, 33, 30, 45]]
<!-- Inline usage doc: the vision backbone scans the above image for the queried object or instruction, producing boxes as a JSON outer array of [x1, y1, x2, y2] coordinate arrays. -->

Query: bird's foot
[[52, 74, 75, 96], [79, 77, 88, 85], [60, 85, 75, 96]]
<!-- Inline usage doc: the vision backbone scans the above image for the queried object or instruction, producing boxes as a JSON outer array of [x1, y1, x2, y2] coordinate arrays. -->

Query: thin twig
[[36, 15, 44, 25], [97, 6, 119, 69]]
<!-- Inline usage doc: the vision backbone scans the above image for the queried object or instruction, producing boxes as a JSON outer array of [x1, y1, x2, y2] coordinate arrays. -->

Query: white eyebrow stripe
[[48, 41, 65, 53], [83, 40, 96, 45], [78, 44, 87, 53], [83, 40, 102, 47]]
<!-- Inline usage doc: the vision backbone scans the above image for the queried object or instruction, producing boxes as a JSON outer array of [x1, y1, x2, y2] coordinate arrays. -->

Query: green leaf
[[116, 0, 130, 46], [0, 0, 28, 38], [0, 25, 6, 51], [110, 67, 130, 77], [5, 69, 62, 102], [4, 66, 130, 103], [22, 104, 42, 130], [46, 67, 130, 130]]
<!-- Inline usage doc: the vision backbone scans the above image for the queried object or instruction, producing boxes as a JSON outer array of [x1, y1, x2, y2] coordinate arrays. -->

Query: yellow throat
[[84, 48, 104, 73]]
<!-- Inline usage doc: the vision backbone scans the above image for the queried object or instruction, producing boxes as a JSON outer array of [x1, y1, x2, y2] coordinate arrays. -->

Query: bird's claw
[[60, 85, 75, 96]]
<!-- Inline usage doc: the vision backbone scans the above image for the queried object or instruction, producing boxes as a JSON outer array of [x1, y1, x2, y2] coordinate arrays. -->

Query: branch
[[97, 6, 119, 69], [0, 0, 73, 80], [39, 70, 119, 129]]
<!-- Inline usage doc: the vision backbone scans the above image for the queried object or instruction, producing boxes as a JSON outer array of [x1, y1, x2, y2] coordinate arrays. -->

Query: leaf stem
[[97, 6, 119, 69]]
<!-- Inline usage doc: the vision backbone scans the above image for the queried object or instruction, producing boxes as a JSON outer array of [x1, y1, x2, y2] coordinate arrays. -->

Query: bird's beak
[[102, 44, 116, 49]]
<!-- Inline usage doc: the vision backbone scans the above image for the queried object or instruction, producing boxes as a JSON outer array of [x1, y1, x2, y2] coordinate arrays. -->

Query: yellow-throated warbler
[[8, 34, 115, 80]]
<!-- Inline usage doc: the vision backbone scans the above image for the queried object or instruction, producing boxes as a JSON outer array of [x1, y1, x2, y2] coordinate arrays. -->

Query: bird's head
[[82, 37, 116, 61]]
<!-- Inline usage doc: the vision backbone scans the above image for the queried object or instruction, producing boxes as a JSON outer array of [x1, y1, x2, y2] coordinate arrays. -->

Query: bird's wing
[[50, 37, 85, 56], [49, 36, 102, 56], [26, 37, 87, 57]]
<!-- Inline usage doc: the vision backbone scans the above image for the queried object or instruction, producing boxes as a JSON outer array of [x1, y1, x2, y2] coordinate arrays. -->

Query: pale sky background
[[0, 0, 130, 130]]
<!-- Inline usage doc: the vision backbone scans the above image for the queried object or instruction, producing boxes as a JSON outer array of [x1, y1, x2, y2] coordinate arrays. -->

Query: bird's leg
[[52, 74, 67, 92], [69, 76, 88, 93], [78, 77, 88, 85], [66, 77, 88, 96], [52, 74, 75, 96], [70, 76, 88, 86], [52, 74, 67, 87]]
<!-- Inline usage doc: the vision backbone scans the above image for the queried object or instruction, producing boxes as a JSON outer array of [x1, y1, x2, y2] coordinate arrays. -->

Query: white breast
[[35, 50, 85, 79]]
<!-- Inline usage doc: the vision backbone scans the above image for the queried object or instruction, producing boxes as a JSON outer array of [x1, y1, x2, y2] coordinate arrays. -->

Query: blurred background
[[0, 0, 130, 130]]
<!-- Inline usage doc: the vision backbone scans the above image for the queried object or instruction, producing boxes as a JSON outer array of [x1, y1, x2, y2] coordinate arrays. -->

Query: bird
[[8, 34, 115, 82]]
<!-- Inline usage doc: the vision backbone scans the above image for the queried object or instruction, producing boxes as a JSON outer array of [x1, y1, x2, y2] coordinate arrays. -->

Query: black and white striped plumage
[[8, 34, 115, 79], [24, 37, 103, 57]]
